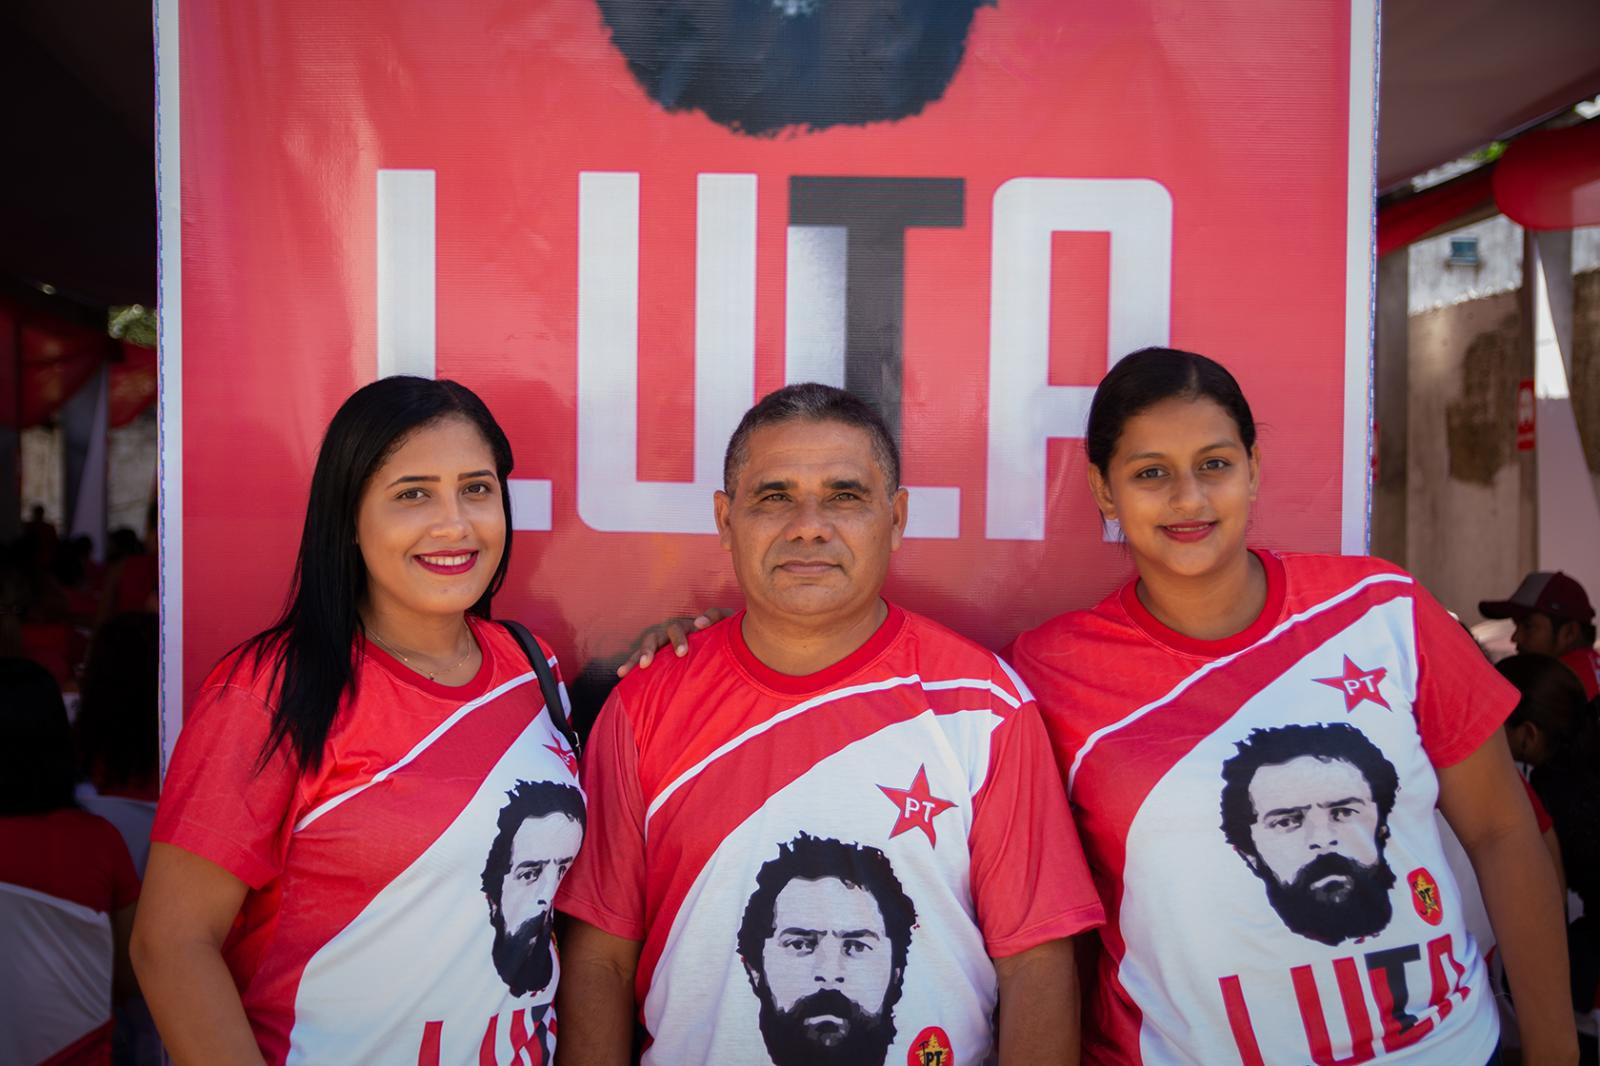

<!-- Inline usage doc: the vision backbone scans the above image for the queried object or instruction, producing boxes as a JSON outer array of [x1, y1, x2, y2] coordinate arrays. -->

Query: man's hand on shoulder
[[616, 608, 736, 677]]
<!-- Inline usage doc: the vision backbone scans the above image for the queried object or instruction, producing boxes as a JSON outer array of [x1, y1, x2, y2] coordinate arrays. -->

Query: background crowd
[[2, 504, 162, 1065]]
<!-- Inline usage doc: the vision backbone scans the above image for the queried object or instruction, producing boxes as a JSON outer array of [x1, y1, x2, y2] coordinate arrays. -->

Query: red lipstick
[[1159, 522, 1216, 543], [414, 550, 478, 575]]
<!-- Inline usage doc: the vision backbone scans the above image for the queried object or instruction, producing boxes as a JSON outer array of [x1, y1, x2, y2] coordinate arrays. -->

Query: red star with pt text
[[546, 741, 578, 777], [878, 765, 957, 847], [1314, 656, 1391, 712]]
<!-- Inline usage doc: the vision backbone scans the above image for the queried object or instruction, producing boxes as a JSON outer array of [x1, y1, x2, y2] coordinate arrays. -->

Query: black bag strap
[[498, 620, 580, 761]]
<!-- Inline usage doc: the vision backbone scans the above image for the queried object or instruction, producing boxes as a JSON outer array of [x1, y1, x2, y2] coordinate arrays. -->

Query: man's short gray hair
[[723, 383, 900, 493]]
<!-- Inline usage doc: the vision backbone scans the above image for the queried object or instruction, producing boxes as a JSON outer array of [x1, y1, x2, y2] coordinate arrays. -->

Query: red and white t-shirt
[[1, 808, 140, 1066], [1559, 646, 1600, 702], [1011, 551, 1515, 1066], [153, 617, 582, 1066], [559, 604, 1103, 1065]]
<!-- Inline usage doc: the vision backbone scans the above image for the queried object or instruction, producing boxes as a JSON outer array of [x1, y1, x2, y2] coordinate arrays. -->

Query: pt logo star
[[878, 765, 956, 847], [545, 740, 578, 777], [1314, 656, 1391, 712]]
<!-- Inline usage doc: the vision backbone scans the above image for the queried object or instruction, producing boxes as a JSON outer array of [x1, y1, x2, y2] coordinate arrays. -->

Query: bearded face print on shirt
[[1219, 723, 1401, 948], [482, 781, 587, 998], [736, 833, 918, 1066]]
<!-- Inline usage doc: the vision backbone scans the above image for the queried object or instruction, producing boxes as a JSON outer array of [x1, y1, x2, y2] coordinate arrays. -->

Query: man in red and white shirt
[[1481, 570, 1600, 701], [557, 384, 1103, 1065]]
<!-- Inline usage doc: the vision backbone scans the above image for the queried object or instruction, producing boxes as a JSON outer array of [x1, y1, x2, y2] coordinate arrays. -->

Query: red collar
[[729, 603, 907, 694], [360, 615, 497, 700], [1119, 549, 1287, 657]]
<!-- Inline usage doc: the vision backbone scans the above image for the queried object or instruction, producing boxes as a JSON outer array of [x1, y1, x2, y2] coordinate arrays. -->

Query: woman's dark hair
[[1498, 654, 1600, 917], [1085, 347, 1258, 474], [1497, 653, 1588, 747], [75, 612, 159, 792], [238, 377, 515, 772], [0, 657, 77, 814]]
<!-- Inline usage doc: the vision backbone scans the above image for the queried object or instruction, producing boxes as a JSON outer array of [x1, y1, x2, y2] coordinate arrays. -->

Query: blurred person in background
[[74, 612, 161, 871], [99, 503, 158, 622], [1483, 573, 1600, 703], [1, 656, 140, 1066], [1498, 653, 1600, 1031], [75, 611, 163, 1066]]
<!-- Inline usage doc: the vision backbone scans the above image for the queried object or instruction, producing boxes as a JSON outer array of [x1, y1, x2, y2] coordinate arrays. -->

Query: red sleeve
[[556, 689, 647, 941], [969, 699, 1104, 957], [1558, 648, 1600, 702], [151, 682, 299, 889], [1410, 584, 1520, 768], [1005, 627, 1082, 786]]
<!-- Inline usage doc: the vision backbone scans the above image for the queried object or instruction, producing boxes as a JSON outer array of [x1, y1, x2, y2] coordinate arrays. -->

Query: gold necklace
[[366, 623, 477, 681]]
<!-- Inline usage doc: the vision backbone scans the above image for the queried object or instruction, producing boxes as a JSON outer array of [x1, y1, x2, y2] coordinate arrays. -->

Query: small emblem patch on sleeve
[[909, 1026, 954, 1066], [1408, 867, 1444, 926]]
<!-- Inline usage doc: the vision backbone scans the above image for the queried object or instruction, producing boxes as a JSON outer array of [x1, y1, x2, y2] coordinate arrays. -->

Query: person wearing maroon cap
[[1480, 572, 1600, 701]]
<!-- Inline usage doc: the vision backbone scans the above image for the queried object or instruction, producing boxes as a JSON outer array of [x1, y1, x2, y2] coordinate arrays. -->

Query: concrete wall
[[1394, 225, 1600, 624], [1573, 265, 1600, 494], [1409, 215, 1523, 314], [1576, 226, 1600, 273], [1405, 290, 1531, 623]]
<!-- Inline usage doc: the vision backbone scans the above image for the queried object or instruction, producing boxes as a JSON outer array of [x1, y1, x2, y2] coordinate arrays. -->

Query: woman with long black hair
[[132, 377, 583, 1065], [1010, 348, 1575, 1065]]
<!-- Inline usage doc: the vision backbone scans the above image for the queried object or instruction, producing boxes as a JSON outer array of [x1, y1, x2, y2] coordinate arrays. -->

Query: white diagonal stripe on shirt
[[643, 674, 1017, 829], [1066, 572, 1412, 796], [293, 671, 540, 832]]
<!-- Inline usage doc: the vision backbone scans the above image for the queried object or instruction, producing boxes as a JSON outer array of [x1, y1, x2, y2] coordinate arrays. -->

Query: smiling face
[[1089, 395, 1259, 583], [715, 418, 907, 630], [354, 416, 505, 635]]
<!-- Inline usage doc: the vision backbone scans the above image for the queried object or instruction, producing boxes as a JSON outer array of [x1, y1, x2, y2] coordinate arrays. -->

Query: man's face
[[716, 419, 906, 629], [1244, 755, 1394, 946], [490, 813, 583, 996], [1512, 611, 1559, 657], [752, 877, 898, 1065], [1512, 611, 1584, 657]]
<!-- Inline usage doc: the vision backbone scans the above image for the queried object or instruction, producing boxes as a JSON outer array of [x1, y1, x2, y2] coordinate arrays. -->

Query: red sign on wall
[[1517, 379, 1537, 451], [157, 0, 1378, 737]]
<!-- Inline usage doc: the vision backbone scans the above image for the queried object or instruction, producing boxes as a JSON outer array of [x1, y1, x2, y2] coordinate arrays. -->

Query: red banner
[[159, 0, 1377, 727], [0, 297, 113, 429]]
